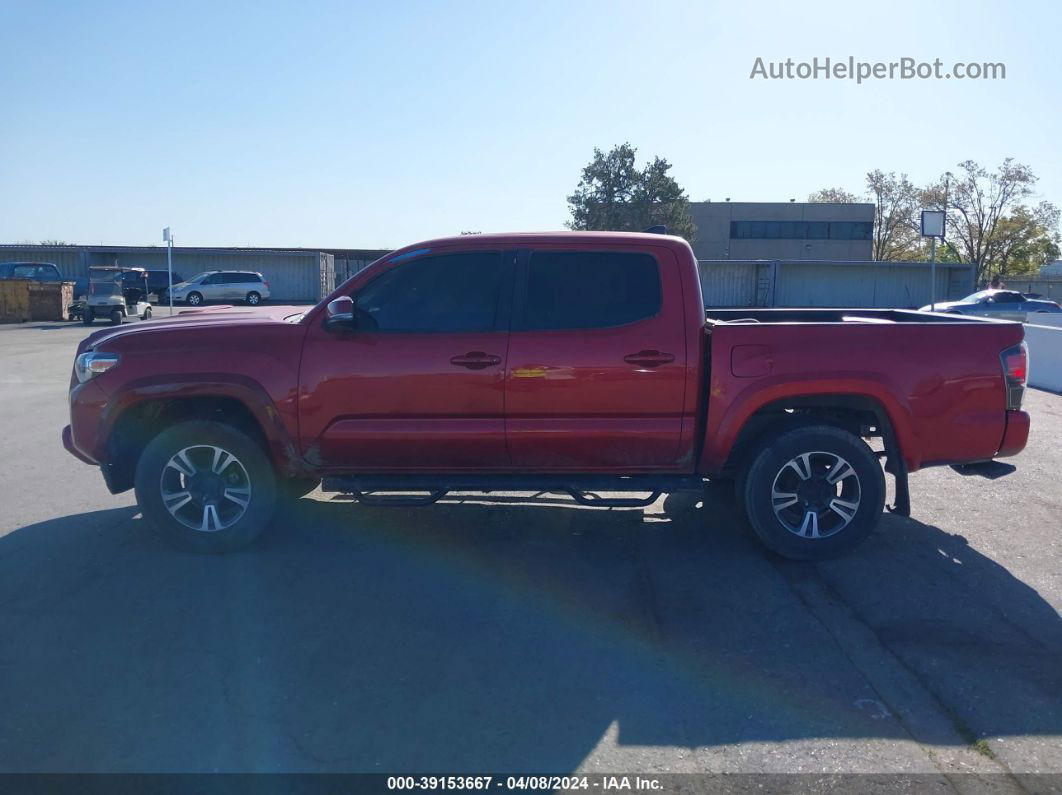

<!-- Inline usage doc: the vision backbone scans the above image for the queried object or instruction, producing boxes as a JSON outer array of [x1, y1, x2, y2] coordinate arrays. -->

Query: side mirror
[[324, 296, 356, 331]]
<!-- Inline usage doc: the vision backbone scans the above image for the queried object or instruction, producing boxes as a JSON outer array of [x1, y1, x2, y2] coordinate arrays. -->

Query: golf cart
[[83, 266, 153, 325]]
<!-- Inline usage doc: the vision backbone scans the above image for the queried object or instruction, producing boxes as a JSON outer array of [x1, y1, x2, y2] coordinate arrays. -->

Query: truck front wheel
[[134, 420, 277, 552], [737, 425, 885, 560]]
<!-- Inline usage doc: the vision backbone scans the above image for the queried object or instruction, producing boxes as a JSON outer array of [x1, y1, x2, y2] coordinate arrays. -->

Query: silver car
[[168, 270, 271, 306], [920, 289, 1062, 321]]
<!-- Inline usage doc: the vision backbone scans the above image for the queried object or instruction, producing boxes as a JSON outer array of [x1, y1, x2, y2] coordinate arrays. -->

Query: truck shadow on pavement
[[0, 490, 1060, 772]]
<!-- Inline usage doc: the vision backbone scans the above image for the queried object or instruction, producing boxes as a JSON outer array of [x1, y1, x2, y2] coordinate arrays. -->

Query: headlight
[[74, 352, 120, 383]]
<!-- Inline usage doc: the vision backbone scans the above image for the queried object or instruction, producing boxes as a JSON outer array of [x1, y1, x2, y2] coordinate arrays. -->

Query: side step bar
[[322, 473, 704, 509]]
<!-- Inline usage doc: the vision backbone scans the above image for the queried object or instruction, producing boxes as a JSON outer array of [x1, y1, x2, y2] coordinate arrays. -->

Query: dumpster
[[0, 279, 32, 323], [28, 281, 76, 321]]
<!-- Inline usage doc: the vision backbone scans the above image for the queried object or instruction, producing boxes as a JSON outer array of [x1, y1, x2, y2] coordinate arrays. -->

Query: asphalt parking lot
[[1, 320, 1061, 786]]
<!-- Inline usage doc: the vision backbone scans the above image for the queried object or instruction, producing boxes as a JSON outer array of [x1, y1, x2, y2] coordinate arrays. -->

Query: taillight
[[1000, 341, 1028, 410]]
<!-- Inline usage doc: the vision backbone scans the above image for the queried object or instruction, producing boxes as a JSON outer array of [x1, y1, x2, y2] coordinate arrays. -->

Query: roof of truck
[[383, 231, 694, 262]]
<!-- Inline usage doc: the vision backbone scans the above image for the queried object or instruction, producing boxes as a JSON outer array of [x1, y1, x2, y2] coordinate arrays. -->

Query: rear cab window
[[518, 250, 662, 330]]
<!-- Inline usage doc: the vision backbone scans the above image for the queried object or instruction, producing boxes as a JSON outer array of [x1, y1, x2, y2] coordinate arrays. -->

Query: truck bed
[[705, 308, 1006, 325], [698, 307, 1025, 475]]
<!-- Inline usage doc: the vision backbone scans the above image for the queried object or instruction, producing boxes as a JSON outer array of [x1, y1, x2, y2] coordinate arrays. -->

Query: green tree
[[991, 203, 1061, 279], [567, 144, 696, 241]]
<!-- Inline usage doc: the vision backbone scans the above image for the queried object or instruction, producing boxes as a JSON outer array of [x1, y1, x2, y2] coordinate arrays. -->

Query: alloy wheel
[[159, 445, 252, 532], [770, 451, 861, 539]]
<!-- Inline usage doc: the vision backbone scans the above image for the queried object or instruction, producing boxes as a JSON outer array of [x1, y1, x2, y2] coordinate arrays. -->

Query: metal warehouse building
[[0, 244, 391, 302], [698, 259, 975, 309]]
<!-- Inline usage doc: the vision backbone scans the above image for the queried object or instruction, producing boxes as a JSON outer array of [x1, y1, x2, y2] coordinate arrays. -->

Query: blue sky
[[2, 0, 1059, 249]]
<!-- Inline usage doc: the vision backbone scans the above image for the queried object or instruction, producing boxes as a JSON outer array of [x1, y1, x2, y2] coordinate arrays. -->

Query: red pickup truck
[[63, 232, 1030, 559]]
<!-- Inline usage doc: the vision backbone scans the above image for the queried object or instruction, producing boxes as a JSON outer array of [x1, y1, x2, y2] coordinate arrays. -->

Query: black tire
[[246, 291, 261, 305], [141, 306, 152, 321], [82, 307, 94, 325], [110, 308, 123, 325], [134, 420, 277, 553], [737, 425, 885, 560], [187, 292, 203, 306]]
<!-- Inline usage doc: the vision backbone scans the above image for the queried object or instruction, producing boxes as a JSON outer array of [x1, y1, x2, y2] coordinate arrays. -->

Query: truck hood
[[82, 304, 310, 350]]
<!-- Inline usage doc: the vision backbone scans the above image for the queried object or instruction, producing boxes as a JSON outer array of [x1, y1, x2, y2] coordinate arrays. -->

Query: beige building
[[688, 201, 875, 261]]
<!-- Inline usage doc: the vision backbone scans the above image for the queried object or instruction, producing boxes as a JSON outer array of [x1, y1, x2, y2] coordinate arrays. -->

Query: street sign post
[[163, 227, 173, 314], [921, 210, 946, 311]]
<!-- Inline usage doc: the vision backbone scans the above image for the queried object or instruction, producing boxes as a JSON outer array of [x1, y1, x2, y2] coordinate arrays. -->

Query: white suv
[[169, 271, 270, 306]]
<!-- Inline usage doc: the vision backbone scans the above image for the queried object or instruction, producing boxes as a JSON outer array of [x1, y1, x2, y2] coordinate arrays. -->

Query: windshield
[[89, 270, 123, 283], [183, 272, 210, 284]]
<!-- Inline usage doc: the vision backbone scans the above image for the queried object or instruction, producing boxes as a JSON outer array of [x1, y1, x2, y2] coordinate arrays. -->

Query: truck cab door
[[298, 249, 514, 470], [504, 247, 689, 470]]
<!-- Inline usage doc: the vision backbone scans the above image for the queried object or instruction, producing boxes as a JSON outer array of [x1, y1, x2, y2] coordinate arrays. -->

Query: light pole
[[163, 227, 174, 314]]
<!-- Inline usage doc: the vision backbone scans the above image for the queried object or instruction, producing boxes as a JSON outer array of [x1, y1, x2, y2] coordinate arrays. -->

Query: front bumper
[[996, 410, 1030, 458], [64, 380, 109, 465], [62, 424, 96, 464]]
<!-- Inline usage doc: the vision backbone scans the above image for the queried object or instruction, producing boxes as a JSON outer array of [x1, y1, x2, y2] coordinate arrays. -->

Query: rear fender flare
[[700, 379, 919, 475]]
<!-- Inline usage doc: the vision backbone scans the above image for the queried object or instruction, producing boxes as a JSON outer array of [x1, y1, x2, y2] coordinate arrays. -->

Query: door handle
[[623, 350, 675, 368], [450, 351, 502, 370]]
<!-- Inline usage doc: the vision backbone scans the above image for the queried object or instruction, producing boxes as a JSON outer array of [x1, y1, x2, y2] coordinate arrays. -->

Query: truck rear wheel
[[737, 425, 885, 560], [82, 307, 94, 325], [134, 420, 277, 552]]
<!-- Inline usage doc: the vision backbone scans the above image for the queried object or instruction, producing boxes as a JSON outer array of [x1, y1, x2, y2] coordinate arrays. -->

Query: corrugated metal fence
[[334, 258, 377, 285], [0, 245, 336, 302], [698, 259, 975, 309]]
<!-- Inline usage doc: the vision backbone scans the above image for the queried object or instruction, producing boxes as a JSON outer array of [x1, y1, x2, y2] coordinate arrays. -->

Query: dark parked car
[[0, 262, 63, 281], [921, 289, 1062, 320], [125, 270, 185, 303]]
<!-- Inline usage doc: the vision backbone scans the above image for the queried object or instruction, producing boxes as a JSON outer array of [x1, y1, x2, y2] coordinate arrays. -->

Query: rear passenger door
[[504, 247, 688, 470], [220, 272, 244, 300]]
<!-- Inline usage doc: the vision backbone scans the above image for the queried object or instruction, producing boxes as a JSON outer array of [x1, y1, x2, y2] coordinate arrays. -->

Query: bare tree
[[923, 159, 1055, 283], [807, 187, 859, 203], [866, 171, 920, 261], [810, 174, 919, 260]]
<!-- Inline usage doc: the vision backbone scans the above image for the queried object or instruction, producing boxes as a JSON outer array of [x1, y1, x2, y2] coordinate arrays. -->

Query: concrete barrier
[[1024, 314, 1062, 393]]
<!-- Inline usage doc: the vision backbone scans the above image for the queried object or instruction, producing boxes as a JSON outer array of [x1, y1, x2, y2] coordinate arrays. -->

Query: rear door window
[[519, 251, 662, 330]]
